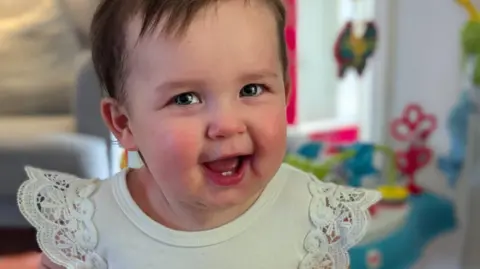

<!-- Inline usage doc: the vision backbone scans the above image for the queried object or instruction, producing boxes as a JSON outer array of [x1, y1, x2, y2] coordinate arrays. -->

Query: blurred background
[[1, 0, 479, 268]]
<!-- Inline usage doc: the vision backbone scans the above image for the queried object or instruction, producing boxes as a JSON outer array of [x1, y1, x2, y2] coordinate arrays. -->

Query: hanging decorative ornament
[[333, 0, 378, 78]]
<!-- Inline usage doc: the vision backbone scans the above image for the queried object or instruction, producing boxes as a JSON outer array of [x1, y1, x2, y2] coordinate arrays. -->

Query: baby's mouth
[[202, 155, 251, 186], [203, 155, 247, 176]]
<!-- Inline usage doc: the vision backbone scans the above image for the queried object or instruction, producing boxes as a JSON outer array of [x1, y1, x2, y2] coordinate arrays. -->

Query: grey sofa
[[0, 52, 112, 227]]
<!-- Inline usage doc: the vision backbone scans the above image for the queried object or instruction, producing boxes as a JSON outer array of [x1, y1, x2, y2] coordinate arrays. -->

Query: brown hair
[[90, 0, 288, 101]]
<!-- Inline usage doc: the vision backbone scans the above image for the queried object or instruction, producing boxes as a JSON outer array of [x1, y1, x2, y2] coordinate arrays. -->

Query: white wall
[[388, 0, 465, 154], [296, 0, 337, 123], [376, 1, 480, 268]]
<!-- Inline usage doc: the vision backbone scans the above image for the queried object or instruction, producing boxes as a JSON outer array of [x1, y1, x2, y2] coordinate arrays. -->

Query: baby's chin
[[199, 173, 268, 210]]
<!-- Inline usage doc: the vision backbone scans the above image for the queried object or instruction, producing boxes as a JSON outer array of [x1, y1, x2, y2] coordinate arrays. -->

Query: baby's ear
[[100, 97, 137, 151]]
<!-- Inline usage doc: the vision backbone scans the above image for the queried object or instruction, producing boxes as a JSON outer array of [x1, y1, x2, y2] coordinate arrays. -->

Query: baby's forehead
[[124, 3, 210, 51], [124, 14, 191, 62], [125, 6, 276, 56], [122, 1, 282, 87], [124, 0, 276, 51], [123, 15, 176, 76], [124, 15, 149, 52], [124, 15, 190, 74]]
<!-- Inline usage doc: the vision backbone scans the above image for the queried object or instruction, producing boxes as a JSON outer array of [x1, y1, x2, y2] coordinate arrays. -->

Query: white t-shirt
[[18, 163, 381, 269]]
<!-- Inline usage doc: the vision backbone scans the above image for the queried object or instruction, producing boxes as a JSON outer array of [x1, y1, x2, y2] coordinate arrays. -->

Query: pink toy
[[390, 104, 437, 195]]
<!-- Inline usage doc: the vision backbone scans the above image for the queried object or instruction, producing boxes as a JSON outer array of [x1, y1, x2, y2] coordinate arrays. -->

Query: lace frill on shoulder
[[300, 175, 382, 269], [17, 166, 107, 269]]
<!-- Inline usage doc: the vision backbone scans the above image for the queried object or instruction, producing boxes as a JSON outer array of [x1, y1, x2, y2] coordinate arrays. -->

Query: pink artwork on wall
[[285, 0, 297, 125], [309, 125, 359, 154]]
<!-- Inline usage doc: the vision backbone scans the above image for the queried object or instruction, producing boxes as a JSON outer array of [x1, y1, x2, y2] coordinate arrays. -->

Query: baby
[[18, 0, 381, 268]]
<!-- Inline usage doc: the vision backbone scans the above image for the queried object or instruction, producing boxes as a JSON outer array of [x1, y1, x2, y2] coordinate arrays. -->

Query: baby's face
[[122, 0, 287, 210]]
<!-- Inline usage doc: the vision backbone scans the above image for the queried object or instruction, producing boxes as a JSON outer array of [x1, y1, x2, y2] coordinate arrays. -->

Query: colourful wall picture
[[285, 0, 297, 125]]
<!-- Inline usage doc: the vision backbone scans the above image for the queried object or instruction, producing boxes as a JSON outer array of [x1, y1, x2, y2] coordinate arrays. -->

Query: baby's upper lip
[[202, 152, 252, 163]]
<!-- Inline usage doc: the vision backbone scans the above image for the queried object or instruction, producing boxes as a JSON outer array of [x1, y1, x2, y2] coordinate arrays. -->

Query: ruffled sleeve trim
[[300, 175, 382, 269], [17, 166, 107, 269]]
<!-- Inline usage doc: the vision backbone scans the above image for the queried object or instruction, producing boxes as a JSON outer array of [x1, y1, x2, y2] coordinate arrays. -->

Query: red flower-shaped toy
[[390, 104, 437, 195]]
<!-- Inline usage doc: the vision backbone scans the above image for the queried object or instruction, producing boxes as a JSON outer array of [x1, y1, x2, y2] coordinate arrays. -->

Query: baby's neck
[[127, 168, 261, 231]]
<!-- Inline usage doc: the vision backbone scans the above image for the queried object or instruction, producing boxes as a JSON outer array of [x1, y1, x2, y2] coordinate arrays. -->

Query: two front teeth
[[221, 171, 234, 176], [220, 156, 246, 176], [205, 155, 249, 176]]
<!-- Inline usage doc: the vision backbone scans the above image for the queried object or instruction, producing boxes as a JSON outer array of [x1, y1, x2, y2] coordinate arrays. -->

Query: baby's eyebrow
[[238, 70, 279, 82], [155, 79, 205, 92], [154, 70, 279, 92]]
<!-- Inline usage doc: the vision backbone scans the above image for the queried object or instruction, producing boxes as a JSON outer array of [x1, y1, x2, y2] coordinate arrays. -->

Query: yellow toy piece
[[374, 145, 410, 203], [457, 0, 480, 22], [120, 149, 128, 169], [378, 185, 409, 202]]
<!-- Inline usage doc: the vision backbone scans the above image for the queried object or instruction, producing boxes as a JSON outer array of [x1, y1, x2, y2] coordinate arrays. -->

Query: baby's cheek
[[258, 110, 287, 146], [158, 126, 203, 166]]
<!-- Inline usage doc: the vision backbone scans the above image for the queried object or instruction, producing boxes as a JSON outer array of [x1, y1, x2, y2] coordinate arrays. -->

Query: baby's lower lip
[[202, 156, 250, 187]]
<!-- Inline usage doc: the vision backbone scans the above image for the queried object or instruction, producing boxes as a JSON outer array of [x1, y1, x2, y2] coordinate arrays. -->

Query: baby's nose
[[206, 113, 246, 139]]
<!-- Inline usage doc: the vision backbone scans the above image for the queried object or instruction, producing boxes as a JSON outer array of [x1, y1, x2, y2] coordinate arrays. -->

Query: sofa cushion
[[0, 133, 111, 227], [0, 116, 75, 140], [0, 0, 81, 115]]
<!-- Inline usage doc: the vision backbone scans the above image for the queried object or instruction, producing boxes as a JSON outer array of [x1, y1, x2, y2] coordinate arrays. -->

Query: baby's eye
[[239, 84, 265, 97], [172, 92, 201, 106]]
